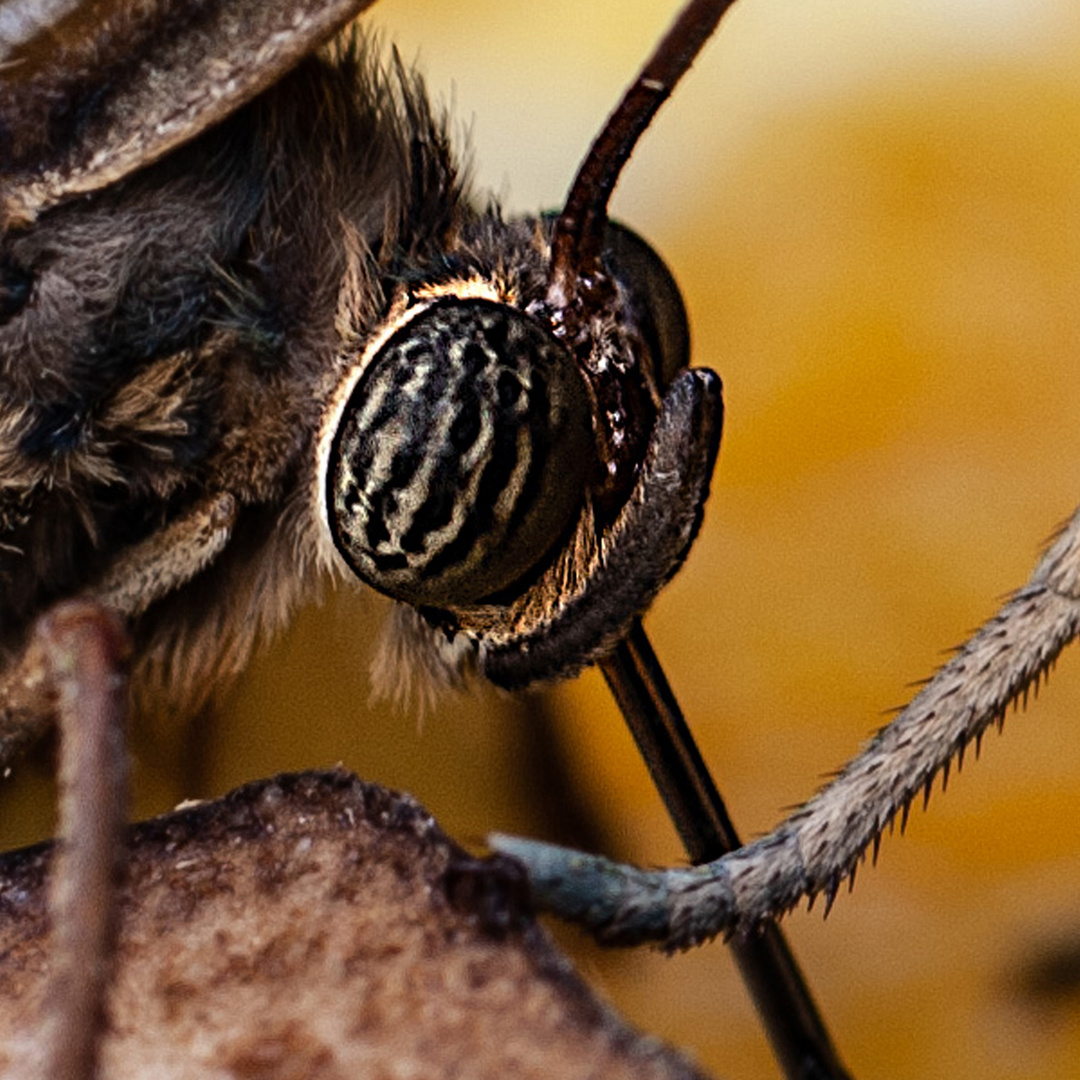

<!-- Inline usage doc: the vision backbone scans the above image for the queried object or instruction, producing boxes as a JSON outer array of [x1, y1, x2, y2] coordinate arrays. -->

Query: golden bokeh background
[[6, 0, 1080, 1076]]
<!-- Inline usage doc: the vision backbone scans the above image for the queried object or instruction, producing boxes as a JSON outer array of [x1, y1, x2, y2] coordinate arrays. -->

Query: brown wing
[[0, 0, 378, 224]]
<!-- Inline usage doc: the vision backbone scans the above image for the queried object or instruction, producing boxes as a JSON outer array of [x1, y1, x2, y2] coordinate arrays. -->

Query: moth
[[6, 0, 1071, 1059], [0, 4, 755, 1075], [0, 0, 725, 764]]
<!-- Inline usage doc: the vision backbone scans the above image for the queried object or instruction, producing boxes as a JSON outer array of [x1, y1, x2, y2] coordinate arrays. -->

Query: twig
[[36, 602, 131, 1080]]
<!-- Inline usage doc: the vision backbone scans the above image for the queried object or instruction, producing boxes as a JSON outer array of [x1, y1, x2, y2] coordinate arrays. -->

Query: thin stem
[[37, 602, 130, 1080], [600, 619, 852, 1080]]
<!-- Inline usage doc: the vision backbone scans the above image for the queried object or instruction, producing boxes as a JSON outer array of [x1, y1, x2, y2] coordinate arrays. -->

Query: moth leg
[[27, 602, 130, 1080], [89, 491, 237, 619], [480, 367, 723, 689], [0, 492, 236, 764], [492, 503, 1080, 948]]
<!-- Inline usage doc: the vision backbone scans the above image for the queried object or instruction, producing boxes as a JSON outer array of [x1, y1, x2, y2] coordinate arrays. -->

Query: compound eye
[[325, 298, 593, 607], [601, 222, 690, 392]]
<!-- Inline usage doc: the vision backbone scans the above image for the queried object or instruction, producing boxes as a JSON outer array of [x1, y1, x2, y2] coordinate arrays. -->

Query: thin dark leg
[[600, 618, 852, 1080]]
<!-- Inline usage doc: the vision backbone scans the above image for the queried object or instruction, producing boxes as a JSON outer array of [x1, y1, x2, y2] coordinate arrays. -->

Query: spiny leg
[[0, 492, 235, 765], [486, 366, 851, 1076], [601, 620, 851, 1080], [492, 503, 1080, 949]]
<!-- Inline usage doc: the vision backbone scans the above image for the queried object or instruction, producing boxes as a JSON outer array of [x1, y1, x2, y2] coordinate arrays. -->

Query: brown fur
[[0, 35, 470, 722]]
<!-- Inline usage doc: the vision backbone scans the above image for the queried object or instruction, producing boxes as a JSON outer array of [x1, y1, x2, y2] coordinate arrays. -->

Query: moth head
[[315, 1, 723, 690], [316, 222, 689, 611]]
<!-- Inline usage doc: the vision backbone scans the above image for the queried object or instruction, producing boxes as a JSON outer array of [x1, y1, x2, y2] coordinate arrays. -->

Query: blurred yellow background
[[7, 0, 1080, 1077]]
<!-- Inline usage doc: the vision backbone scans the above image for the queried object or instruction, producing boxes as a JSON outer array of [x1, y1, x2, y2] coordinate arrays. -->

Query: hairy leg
[[0, 493, 235, 764], [492, 503, 1080, 949]]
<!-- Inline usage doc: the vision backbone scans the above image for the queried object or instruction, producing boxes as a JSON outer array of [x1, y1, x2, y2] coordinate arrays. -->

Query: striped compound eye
[[324, 298, 593, 608]]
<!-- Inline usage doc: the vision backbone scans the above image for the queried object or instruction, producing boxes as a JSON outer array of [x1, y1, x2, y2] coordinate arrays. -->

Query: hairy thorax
[[0, 46, 465, 707]]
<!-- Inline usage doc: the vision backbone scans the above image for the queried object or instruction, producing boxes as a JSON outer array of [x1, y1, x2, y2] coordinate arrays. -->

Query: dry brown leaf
[[0, 769, 710, 1080]]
